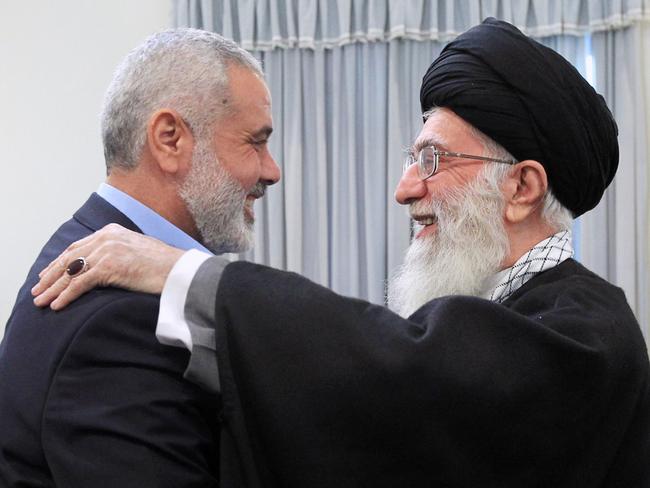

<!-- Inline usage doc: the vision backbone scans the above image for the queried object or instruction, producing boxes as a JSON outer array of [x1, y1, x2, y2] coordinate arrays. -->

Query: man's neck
[[482, 229, 573, 303], [501, 218, 558, 269], [106, 170, 200, 241]]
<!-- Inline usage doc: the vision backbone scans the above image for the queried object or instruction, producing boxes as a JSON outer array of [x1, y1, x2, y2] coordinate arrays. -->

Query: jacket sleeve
[[182, 256, 230, 394], [41, 293, 220, 488]]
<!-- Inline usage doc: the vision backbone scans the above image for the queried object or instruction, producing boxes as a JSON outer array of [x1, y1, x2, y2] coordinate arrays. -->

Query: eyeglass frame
[[404, 145, 517, 180]]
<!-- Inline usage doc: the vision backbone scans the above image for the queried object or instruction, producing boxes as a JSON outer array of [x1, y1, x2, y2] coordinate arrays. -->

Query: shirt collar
[[481, 230, 574, 303], [97, 183, 212, 255]]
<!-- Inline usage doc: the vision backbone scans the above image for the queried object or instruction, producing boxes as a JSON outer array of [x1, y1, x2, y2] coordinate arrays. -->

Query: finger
[[47, 247, 111, 310], [33, 253, 80, 295], [50, 267, 102, 311], [34, 247, 100, 307], [37, 253, 66, 280], [33, 257, 70, 296], [37, 232, 103, 279], [34, 241, 98, 294], [33, 273, 72, 308], [61, 232, 99, 254]]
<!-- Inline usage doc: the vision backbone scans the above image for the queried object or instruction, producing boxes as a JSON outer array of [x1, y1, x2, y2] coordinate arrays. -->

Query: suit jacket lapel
[[73, 193, 143, 234]]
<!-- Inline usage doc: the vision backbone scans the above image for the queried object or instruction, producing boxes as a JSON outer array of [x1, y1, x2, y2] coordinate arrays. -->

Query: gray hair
[[423, 108, 574, 232], [101, 28, 262, 172]]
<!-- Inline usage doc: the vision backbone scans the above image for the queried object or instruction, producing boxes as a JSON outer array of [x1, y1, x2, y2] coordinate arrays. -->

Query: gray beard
[[179, 140, 263, 254], [387, 175, 510, 318]]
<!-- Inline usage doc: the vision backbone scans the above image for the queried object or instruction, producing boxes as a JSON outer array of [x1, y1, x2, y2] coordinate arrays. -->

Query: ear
[[146, 109, 194, 175], [502, 160, 548, 224]]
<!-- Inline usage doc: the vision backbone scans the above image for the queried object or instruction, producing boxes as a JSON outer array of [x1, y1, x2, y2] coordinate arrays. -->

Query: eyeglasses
[[404, 145, 517, 180]]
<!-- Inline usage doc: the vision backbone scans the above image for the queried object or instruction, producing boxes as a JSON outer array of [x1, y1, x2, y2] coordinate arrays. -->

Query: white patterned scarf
[[481, 230, 574, 304]]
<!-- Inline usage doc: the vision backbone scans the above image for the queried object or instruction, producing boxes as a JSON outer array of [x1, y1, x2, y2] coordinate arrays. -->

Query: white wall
[[0, 1, 172, 336]]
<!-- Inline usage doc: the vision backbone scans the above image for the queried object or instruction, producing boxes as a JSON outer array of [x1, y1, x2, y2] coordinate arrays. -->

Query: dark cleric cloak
[[208, 259, 650, 487]]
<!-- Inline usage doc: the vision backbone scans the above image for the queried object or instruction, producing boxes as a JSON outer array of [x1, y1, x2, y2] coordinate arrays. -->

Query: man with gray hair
[[32, 19, 649, 486], [0, 28, 280, 486]]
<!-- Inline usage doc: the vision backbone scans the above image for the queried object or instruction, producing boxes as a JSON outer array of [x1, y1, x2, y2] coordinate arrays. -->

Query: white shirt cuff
[[156, 249, 212, 350]]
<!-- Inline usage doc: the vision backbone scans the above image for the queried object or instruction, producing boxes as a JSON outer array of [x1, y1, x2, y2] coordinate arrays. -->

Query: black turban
[[420, 18, 618, 217]]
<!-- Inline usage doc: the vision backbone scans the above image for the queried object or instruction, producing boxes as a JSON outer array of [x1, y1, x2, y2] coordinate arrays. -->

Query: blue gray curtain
[[175, 0, 650, 47], [174, 0, 650, 342]]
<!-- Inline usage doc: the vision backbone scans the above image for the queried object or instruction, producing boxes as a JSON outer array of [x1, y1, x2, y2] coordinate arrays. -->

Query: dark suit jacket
[[0, 194, 219, 487]]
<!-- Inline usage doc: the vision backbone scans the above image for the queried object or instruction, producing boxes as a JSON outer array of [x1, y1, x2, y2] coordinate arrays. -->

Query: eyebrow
[[251, 126, 273, 139], [410, 135, 448, 155]]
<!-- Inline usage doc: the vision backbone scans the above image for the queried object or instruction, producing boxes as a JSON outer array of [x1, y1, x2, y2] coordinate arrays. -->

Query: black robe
[[208, 258, 649, 487]]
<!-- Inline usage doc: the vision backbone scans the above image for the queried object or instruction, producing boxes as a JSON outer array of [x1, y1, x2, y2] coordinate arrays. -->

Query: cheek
[[427, 166, 481, 194], [223, 154, 262, 191]]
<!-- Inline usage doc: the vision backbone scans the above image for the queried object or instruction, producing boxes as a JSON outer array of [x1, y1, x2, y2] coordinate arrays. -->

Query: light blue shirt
[[96, 183, 212, 255]]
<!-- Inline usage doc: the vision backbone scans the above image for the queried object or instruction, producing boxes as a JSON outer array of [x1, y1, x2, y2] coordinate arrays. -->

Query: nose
[[261, 149, 281, 186], [394, 164, 428, 205]]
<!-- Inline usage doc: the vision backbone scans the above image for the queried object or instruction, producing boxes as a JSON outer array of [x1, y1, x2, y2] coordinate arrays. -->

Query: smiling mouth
[[416, 216, 436, 225], [411, 214, 438, 238], [244, 183, 268, 223], [411, 214, 437, 226]]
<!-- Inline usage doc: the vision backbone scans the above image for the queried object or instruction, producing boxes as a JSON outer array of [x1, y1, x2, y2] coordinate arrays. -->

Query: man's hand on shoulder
[[31, 223, 184, 310]]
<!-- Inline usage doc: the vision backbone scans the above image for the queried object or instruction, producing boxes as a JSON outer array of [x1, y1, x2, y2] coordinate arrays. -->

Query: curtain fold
[[174, 0, 649, 342], [175, 0, 650, 49], [583, 23, 649, 340]]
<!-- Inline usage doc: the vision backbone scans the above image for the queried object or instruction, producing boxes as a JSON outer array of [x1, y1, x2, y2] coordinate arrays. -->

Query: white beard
[[179, 139, 263, 254], [387, 174, 510, 318]]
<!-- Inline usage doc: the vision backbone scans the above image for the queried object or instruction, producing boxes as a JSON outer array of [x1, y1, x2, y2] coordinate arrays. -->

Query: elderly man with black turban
[[32, 19, 649, 487]]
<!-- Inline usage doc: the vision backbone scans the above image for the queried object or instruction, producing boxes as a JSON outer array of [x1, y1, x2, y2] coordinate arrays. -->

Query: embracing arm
[[169, 254, 230, 393], [28, 224, 648, 485]]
